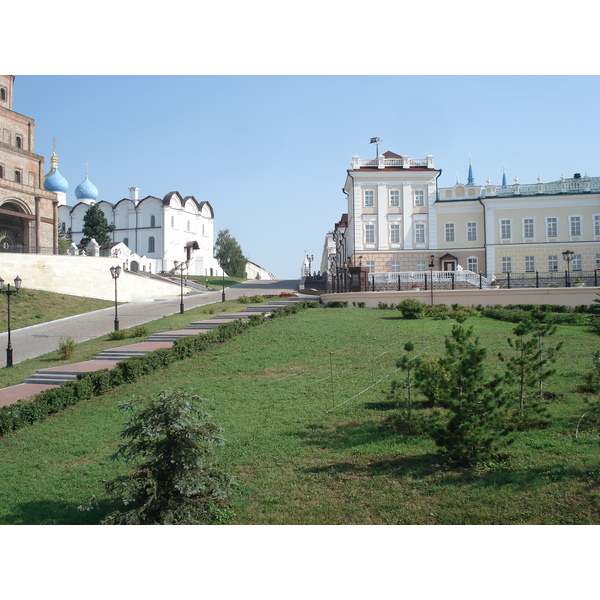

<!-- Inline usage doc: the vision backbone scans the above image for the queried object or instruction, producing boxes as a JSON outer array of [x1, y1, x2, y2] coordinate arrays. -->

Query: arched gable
[[163, 191, 183, 210], [198, 201, 214, 219]]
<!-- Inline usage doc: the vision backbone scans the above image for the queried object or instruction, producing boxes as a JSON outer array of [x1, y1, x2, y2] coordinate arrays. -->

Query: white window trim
[[546, 216, 558, 239], [414, 223, 426, 244], [364, 223, 376, 244], [502, 256, 512, 272], [389, 189, 400, 207], [467, 256, 478, 273], [414, 189, 425, 206], [364, 189, 375, 207], [525, 255, 535, 272], [569, 214, 582, 238], [466, 221, 477, 242], [522, 217, 535, 240], [500, 218, 512, 241], [445, 222, 455, 243], [594, 214, 600, 236], [389, 222, 401, 244]]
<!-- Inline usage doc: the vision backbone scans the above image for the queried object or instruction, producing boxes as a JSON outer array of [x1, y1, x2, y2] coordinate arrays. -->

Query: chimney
[[129, 187, 139, 203]]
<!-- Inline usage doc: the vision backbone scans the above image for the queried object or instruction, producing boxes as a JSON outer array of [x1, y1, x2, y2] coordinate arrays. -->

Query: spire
[[467, 154, 474, 185], [502, 164, 507, 186]]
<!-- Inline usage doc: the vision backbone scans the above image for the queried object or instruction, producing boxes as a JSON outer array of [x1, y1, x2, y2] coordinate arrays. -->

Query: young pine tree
[[427, 323, 514, 466], [95, 390, 236, 525]]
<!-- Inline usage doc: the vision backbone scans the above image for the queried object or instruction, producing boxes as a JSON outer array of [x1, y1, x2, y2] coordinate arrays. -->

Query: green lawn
[[0, 288, 114, 333], [0, 307, 598, 524]]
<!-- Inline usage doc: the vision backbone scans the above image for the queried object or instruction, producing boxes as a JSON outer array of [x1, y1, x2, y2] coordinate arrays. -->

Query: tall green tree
[[214, 229, 247, 278], [81, 203, 114, 246], [91, 390, 236, 525]]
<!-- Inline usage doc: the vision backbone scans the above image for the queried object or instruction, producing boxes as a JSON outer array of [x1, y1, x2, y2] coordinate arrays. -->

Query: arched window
[[150, 215, 156, 227], [0, 88, 6, 101], [16, 136, 22, 149], [187, 220, 190, 231], [148, 236, 155, 253], [171, 216, 175, 227]]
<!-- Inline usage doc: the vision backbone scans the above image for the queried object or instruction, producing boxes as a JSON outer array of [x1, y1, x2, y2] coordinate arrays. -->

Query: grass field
[[0, 305, 598, 525], [0, 288, 114, 333]]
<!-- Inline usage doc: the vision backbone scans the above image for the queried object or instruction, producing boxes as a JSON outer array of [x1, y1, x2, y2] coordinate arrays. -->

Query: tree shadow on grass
[[2, 498, 113, 525], [296, 420, 397, 451]]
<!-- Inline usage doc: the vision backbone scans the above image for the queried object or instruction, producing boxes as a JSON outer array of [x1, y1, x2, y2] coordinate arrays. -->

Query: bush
[[107, 330, 127, 341], [326, 301, 348, 308], [130, 325, 150, 338], [250, 295, 265, 303], [397, 298, 425, 319], [57, 336, 77, 360]]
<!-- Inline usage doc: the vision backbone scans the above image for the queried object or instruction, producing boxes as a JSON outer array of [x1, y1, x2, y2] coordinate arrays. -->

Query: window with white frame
[[467, 257, 478, 272], [573, 254, 582, 271], [364, 190, 374, 206], [416, 260, 426, 272], [414, 223, 425, 244], [389, 189, 400, 206], [570, 216, 582, 237], [525, 256, 535, 272], [366, 261, 375, 273], [467, 221, 477, 242], [445, 222, 455, 242], [391, 260, 401, 273], [594, 215, 600, 236], [414, 190, 425, 206], [548, 255, 558, 271], [500, 219, 511, 239], [523, 218, 534, 239], [547, 217, 558, 238], [502, 256, 512, 272], [365, 223, 375, 244], [390, 223, 401, 244]]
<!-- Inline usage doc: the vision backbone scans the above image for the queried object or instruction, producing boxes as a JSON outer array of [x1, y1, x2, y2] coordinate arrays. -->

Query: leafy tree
[[91, 389, 236, 525], [425, 323, 514, 466], [57, 221, 72, 254], [81, 203, 114, 246], [214, 229, 247, 278]]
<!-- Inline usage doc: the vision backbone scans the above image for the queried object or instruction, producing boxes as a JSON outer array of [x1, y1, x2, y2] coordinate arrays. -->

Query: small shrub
[[397, 298, 425, 319], [107, 330, 127, 341], [57, 336, 77, 360], [238, 296, 250, 304], [250, 295, 265, 303], [357, 302, 366, 308], [130, 325, 150, 338], [378, 302, 388, 310], [326, 301, 348, 308]]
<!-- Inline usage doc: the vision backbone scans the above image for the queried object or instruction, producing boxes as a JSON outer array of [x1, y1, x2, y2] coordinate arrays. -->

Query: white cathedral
[[46, 151, 225, 277]]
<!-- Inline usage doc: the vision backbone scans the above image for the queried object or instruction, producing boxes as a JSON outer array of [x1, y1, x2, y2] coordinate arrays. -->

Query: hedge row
[[0, 305, 315, 436]]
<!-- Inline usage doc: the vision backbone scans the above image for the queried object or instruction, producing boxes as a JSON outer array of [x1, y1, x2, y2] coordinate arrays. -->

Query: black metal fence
[[324, 269, 599, 293], [0, 245, 60, 255]]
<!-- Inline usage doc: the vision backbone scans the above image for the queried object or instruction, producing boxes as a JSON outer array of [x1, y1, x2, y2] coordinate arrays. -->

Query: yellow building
[[333, 150, 600, 286]]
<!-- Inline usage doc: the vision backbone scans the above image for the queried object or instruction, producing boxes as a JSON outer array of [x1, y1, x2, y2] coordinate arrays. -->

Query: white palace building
[[324, 150, 600, 288]]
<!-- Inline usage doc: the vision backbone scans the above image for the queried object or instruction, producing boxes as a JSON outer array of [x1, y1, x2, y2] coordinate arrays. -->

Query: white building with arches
[[55, 170, 224, 276]]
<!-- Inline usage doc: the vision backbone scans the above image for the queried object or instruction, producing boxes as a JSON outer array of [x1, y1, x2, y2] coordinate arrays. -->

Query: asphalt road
[[0, 280, 305, 365]]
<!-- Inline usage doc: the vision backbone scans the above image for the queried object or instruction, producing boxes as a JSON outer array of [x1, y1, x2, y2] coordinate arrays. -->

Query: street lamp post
[[562, 250, 575, 287], [109, 265, 121, 330], [174, 260, 189, 313], [429, 255, 435, 306], [221, 257, 230, 302], [0, 275, 22, 368]]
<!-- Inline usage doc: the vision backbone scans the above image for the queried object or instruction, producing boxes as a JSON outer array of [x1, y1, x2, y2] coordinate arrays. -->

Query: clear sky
[[12, 74, 600, 278]]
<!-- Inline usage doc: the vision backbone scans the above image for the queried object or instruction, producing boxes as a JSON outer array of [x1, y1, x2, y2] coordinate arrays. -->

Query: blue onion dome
[[75, 173, 99, 201], [44, 152, 69, 193]]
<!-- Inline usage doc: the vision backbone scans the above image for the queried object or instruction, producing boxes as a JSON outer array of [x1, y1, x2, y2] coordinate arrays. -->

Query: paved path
[[0, 280, 312, 407]]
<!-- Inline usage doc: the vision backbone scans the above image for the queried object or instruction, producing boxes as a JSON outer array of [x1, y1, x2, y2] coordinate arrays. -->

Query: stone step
[[93, 350, 150, 360], [25, 371, 79, 385]]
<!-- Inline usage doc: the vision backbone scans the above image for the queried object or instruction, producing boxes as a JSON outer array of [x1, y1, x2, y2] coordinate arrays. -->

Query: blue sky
[[13, 74, 600, 278]]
